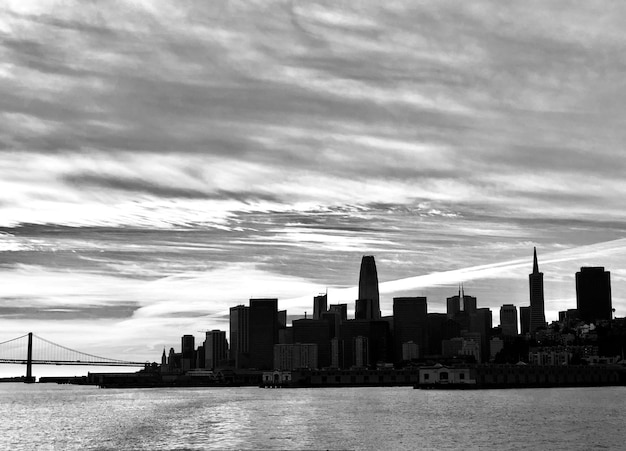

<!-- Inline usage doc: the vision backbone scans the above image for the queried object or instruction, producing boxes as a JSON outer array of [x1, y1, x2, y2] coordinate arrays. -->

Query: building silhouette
[[427, 313, 447, 355], [356, 256, 381, 320], [230, 305, 249, 369], [519, 306, 530, 335], [249, 298, 278, 370], [447, 286, 477, 331], [181, 334, 195, 371], [313, 294, 327, 320], [500, 304, 518, 336], [576, 267, 612, 323], [328, 304, 348, 321], [292, 318, 331, 368], [529, 247, 546, 333], [204, 330, 228, 370], [339, 320, 391, 368], [446, 290, 460, 319], [469, 308, 492, 362], [274, 343, 318, 370], [393, 297, 428, 362]]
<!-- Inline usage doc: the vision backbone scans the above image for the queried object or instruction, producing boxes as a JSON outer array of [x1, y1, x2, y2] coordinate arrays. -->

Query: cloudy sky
[[1, 1, 625, 373]]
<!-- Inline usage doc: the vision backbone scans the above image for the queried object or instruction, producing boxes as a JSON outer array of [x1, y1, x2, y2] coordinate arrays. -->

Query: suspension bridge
[[0, 333, 147, 382]]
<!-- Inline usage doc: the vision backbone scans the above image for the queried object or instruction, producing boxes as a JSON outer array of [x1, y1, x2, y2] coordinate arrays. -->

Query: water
[[1, 384, 624, 450]]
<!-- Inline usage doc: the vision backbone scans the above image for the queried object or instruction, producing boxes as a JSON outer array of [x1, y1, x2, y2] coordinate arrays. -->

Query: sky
[[1, 1, 626, 375]]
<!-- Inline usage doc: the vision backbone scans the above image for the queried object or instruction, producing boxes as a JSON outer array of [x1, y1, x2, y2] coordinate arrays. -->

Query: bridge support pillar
[[25, 332, 34, 383]]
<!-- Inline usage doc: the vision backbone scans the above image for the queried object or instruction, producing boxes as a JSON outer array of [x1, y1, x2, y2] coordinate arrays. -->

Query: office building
[[274, 343, 318, 370], [447, 286, 476, 322], [204, 330, 228, 370], [402, 341, 420, 361], [313, 294, 328, 320], [249, 298, 278, 370], [393, 297, 428, 362], [576, 267, 612, 323], [230, 305, 249, 369], [427, 313, 447, 355], [520, 306, 530, 335], [328, 304, 348, 322], [293, 318, 331, 368], [278, 310, 287, 329], [469, 308, 492, 362], [500, 304, 518, 336], [353, 336, 369, 368], [181, 334, 195, 371], [339, 320, 391, 368], [356, 256, 381, 320], [529, 247, 546, 333], [447, 286, 461, 318]]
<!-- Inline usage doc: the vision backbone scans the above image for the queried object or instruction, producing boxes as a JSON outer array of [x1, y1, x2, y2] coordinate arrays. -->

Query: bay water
[[1, 384, 624, 450]]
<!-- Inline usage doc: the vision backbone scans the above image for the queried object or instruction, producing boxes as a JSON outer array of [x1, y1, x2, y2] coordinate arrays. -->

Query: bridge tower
[[26, 332, 34, 383]]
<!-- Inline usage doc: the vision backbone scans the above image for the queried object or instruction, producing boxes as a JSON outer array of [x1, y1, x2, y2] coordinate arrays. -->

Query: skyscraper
[[204, 330, 228, 370], [328, 304, 348, 321], [519, 306, 530, 335], [393, 297, 428, 362], [356, 256, 381, 320], [576, 267, 612, 323], [229, 305, 249, 369], [500, 304, 518, 336], [293, 318, 331, 368], [181, 334, 195, 371], [249, 298, 278, 370], [469, 308, 492, 363], [313, 294, 328, 320], [529, 247, 546, 333], [446, 292, 460, 319], [447, 286, 476, 319]]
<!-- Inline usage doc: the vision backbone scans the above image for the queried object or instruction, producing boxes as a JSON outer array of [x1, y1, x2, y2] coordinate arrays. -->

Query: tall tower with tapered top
[[356, 256, 381, 320], [529, 247, 546, 333]]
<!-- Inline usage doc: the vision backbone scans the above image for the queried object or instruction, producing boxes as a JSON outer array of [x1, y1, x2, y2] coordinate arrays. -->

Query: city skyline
[[1, 1, 626, 371]]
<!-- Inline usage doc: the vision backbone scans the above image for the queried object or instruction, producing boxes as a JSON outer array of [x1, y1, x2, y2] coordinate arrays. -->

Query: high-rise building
[[230, 305, 249, 369], [313, 294, 328, 320], [181, 334, 195, 371], [278, 310, 287, 329], [292, 318, 331, 368], [462, 295, 477, 314], [328, 304, 348, 322], [447, 286, 476, 319], [353, 336, 369, 368], [249, 298, 278, 370], [529, 247, 546, 333], [274, 343, 318, 370], [520, 306, 531, 335], [427, 313, 447, 355], [469, 308, 492, 363], [196, 345, 205, 369], [576, 267, 612, 323], [204, 330, 228, 370], [500, 304, 518, 336], [339, 320, 391, 368], [393, 297, 428, 362], [402, 341, 420, 361], [446, 293, 460, 319], [356, 256, 381, 320]]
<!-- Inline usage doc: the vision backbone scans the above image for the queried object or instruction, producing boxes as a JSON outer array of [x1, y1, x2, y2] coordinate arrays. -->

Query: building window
[[424, 374, 430, 380], [459, 373, 465, 380], [440, 372, 449, 381]]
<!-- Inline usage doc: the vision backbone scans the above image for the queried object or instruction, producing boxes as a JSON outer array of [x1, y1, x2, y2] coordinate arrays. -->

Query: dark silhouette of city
[[142, 249, 626, 389], [6, 250, 624, 388]]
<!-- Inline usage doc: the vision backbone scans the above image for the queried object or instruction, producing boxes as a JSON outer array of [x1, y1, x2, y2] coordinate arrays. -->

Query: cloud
[[2, 1, 626, 368]]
